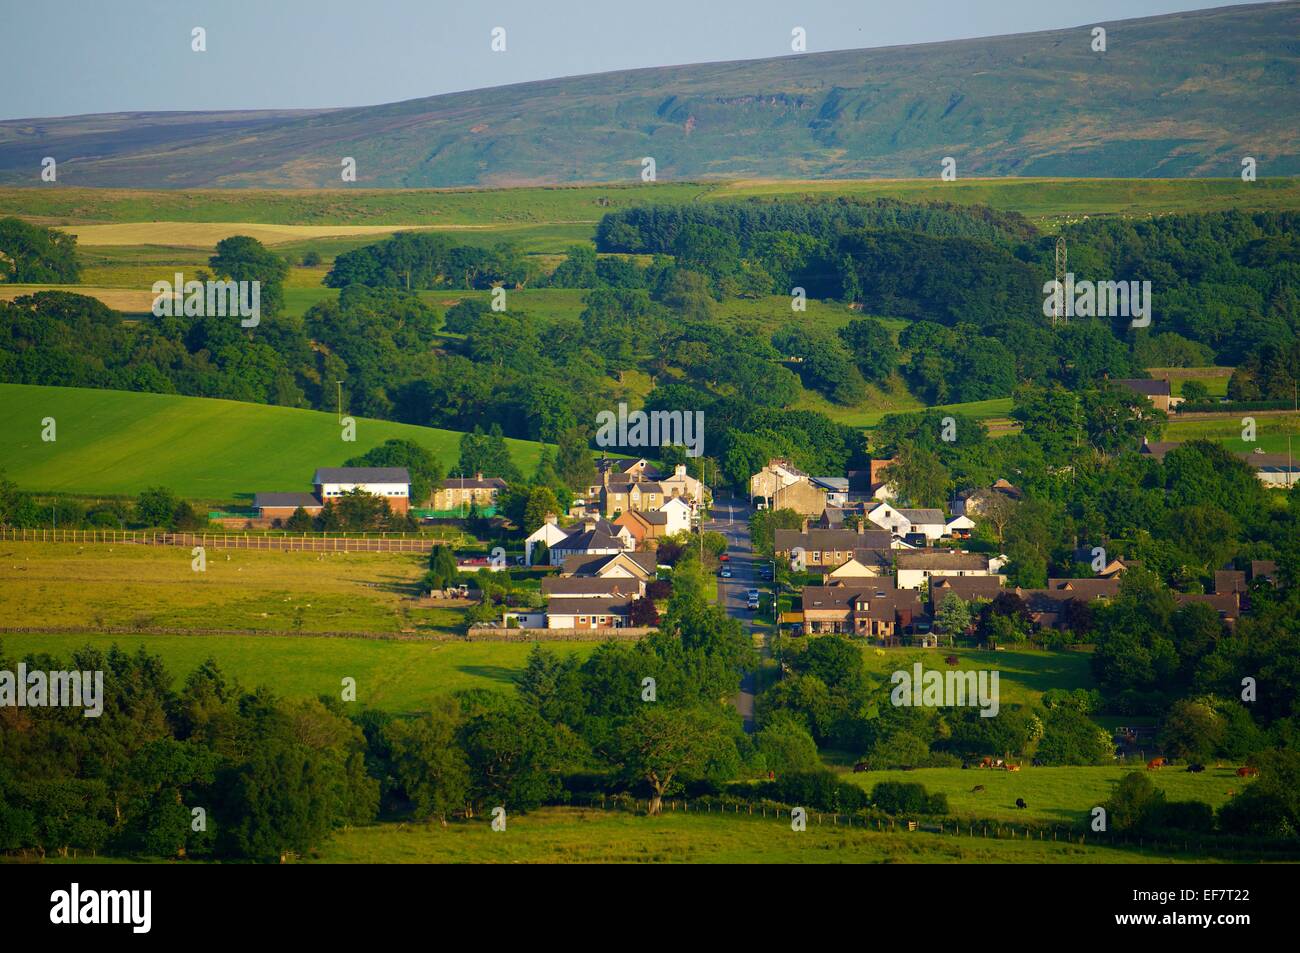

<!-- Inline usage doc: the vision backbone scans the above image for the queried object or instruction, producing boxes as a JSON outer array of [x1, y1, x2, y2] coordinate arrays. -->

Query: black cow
[[1187, 763, 1205, 773], [1015, 798, 1027, 810]]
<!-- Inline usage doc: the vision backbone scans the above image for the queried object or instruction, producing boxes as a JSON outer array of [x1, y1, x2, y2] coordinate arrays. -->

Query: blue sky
[[0, 0, 1266, 120]]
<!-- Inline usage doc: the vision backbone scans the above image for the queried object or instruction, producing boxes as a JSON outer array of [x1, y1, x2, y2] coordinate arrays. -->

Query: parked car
[[720, 568, 733, 578], [719, 553, 730, 562]]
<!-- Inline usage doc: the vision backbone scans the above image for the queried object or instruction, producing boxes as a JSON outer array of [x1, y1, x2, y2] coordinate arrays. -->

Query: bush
[[1150, 800, 1215, 834], [762, 770, 868, 813], [871, 780, 947, 815]]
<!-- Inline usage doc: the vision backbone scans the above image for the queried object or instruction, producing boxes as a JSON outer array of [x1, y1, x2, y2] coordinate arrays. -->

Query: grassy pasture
[[856, 646, 1094, 709], [1162, 413, 1300, 456], [1, 630, 599, 714], [840, 765, 1247, 826], [7, 178, 1299, 230], [719, 176, 1300, 226], [0, 383, 548, 502], [0, 541, 440, 635], [309, 806, 1203, 863]]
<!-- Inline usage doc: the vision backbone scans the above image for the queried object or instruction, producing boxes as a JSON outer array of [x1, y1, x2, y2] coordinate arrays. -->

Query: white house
[[525, 514, 570, 566], [548, 519, 634, 566], [895, 551, 995, 590], [867, 502, 947, 541], [312, 467, 411, 513], [945, 514, 977, 538], [658, 497, 693, 535]]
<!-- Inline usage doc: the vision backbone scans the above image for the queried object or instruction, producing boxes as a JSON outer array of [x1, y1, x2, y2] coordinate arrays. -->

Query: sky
[[0, 0, 1267, 120]]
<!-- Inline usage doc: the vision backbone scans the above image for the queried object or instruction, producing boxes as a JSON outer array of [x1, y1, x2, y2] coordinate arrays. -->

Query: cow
[[944, 655, 959, 667], [853, 762, 870, 773], [1146, 758, 1166, 770], [970, 785, 986, 793], [1186, 763, 1205, 773], [1015, 798, 1027, 810], [979, 757, 994, 769], [1005, 763, 1021, 772], [1237, 766, 1259, 778]]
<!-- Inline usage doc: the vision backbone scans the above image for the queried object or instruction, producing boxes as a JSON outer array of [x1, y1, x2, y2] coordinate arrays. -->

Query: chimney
[[856, 519, 864, 535], [545, 514, 557, 526], [800, 517, 809, 533], [475, 472, 483, 481], [675, 463, 686, 479]]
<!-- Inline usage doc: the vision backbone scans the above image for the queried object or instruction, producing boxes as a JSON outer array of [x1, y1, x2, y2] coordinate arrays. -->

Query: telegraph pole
[[1052, 236, 1067, 328]]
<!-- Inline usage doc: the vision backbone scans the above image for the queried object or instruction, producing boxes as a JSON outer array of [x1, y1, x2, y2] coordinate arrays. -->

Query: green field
[[308, 806, 1207, 864], [856, 646, 1093, 708], [1163, 413, 1300, 456], [0, 383, 548, 502], [840, 765, 1246, 825], [7, 177, 1299, 232], [1, 630, 599, 714], [0, 541, 448, 634]]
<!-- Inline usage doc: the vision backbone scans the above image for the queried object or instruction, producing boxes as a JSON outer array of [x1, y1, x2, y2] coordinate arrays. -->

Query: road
[[705, 494, 764, 732]]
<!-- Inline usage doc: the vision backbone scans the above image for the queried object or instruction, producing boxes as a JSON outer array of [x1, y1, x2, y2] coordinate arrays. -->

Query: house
[[1113, 378, 1176, 412], [750, 459, 806, 501], [658, 497, 693, 533], [773, 479, 827, 517], [1214, 570, 1247, 595], [548, 518, 634, 566], [560, 551, 658, 582], [953, 479, 1024, 517], [1173, 591, 1241, 624], [928, 575, 1004, 610], [524, 515, 571, 566], [589, 459, 704, 507], [810, 477, 850, 507], [1239, 451, 1300, 489], [1250, 560, 1278, 585], [867, 503, 947, 541], [1046, 577, 1122, 600], [774, 525, 894, 572], [601, 480, 666, 518], [430, 474, 508, 512], [945, 514, 976, 539], [614, 509, 673, 545], [896, 551, 993, 590], [827, 557, 885, 580], [657, 464, 705, 507], [867, 458, 897, 501], [541, 576, 644, 600], [800, 583, 927, 643], [1013, 578, 1122, 630], [544, 596, 635, 630], [312, 467, 411, 514], [253, 492, 323, 521]]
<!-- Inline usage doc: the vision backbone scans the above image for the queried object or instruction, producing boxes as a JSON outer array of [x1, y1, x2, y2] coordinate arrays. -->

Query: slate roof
[[547, 596, 634, 616], [313, 467, 411, 484]]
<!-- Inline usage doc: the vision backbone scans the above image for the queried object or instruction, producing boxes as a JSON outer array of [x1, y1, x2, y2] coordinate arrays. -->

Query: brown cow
[[1236, 766, 1259, 778], [1005, 763, 1021, 772], [1146, 758, 1166, 770]]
